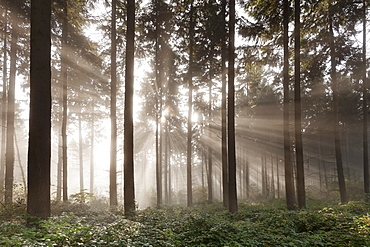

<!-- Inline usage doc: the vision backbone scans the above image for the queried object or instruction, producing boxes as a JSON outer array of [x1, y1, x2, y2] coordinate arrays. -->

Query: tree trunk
[[90, 101, 95, 196], [283, 0, 296, 210], [0, 6, 7, 199], [187, 1, 194, 207], [363, 0, 369, 200], [5, 0, 18, 205], [110, 0, 118, 207], [78, 112, 84, 200], [228, 0, 238, 213], [27, 0, 51, 223], [155, 0, 162, 207], [14, 132, 26, 197], [208, 48, 214, 203], [221, 0, 228, 208], [61, 0, 68, 202], [56, 124, 62, 201], [329, 4, 348, 204], [124, 0, 135, 215], [294, 0, 305, 209]]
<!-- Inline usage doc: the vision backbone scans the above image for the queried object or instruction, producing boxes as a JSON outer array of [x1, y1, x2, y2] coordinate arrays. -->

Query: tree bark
[[124, 0, 135, 215], [27, 0, 51, 223]]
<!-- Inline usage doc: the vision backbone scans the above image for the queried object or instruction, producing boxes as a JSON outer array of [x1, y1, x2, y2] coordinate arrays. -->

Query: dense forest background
[[0, 0, 369, 219]]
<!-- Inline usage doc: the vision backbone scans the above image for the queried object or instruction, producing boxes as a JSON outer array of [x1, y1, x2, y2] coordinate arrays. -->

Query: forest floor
[[0, 198, 369, 246]]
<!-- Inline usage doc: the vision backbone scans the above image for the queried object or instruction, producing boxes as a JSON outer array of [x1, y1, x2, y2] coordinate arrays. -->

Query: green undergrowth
[[0, 199, 369, 246]]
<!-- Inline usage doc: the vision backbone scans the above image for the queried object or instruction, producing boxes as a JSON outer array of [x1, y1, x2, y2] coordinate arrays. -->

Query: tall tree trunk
[[56, 124, 62, 201], [228, 0, 238, 213], [221, 0, 228, 208], [61, 0, 68, 202], [283, 0, 296, 210], [208, 48, 213, 202], [0, 5, 7, 199], [78, 111, 84, 199], [110, 0, 118, 207], [164, 122, 168, 204], [245, 160, 250, 199], [27, 0, 51, 223], [187, 1, 194, 207], [90, 101, 95, 196], [155, 0, 162, 207], [329, 4, 348, 204], [294, 0, 305, 209], [5, 0, 18, 205], [363, 0, 369, 200], [14, 132, 26, 196], [124, 0, 135, 215]]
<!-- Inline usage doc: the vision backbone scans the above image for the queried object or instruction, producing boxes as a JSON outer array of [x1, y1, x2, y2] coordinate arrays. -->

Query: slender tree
[[78, 111, 84, 198], [221, 0, 228, 208], [228, 0, 238, 213], [283, 0, 296, 210], [187, 1, 194, 207], [155, 0, 162, 207], [110, 0, 118, 207], [328, 2, 348, 204], [61, 0, 68, 202], [0, 4, 7, 199], [363, 0, 369, 200], [5, 0, 18, 205], [124, 0, 135, 215], [90, 100, 95, 196], [27, 0, 51, 223], [294, 0, 305, 209]]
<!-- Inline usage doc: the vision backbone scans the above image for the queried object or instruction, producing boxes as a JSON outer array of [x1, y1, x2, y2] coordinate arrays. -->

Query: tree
[[110, 0, 118, 208], [294, 0, 305, 209], [61, 0, 68, 202], [221, 0, 228, 208], [283, 0, 296, 210], [27, 0, 51, 222], [124, 0, 135, 215], [5, 0, 19, 205], [228, 0, 237, 213], [187, 0, 194, 207], [362, 0, 369, 200], [328, 2, 348, 204], [0, 3, 8, 200]]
